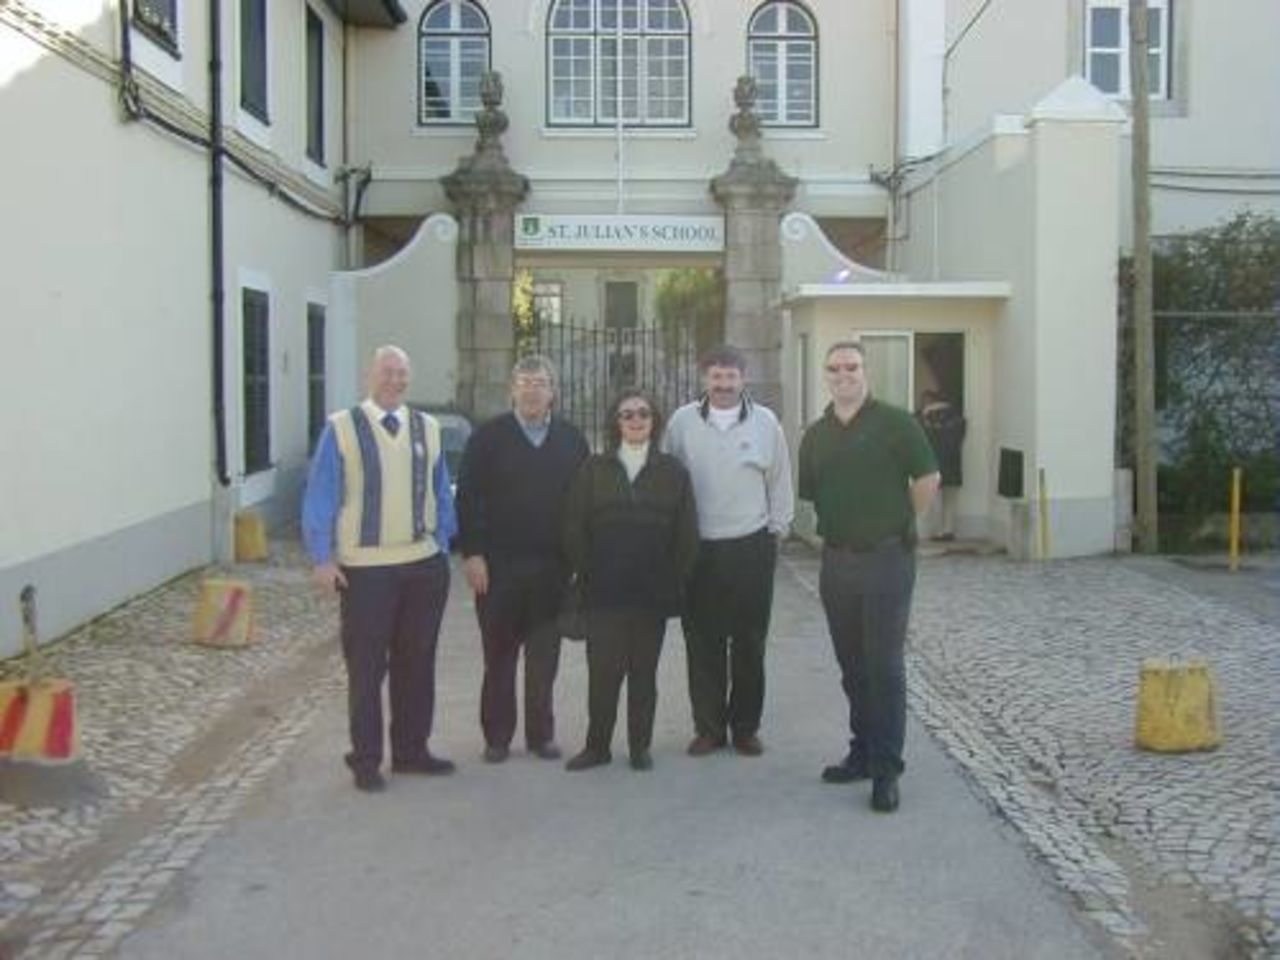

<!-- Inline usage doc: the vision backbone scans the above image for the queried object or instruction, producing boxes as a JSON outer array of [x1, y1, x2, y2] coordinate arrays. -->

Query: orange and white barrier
[[193, 579, 255, 647], [0, 679, 80, 764]]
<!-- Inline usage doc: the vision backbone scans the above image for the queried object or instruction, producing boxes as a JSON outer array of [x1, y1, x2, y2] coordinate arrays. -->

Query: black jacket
[[562, 450, 699, 616]]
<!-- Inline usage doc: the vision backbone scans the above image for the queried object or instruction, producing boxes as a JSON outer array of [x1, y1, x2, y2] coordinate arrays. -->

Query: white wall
[[895, 81, 1125, 558], [0, 1, 348, 653], [331, 213, 460, 409]]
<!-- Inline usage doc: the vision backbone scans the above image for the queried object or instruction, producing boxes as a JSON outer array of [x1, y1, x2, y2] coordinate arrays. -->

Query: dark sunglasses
[[617, 408, 653, 421], [825, 363, 861, 374]]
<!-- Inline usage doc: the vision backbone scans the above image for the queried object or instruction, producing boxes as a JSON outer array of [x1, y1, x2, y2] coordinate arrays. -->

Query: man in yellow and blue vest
[[302, 345, 457, 792]]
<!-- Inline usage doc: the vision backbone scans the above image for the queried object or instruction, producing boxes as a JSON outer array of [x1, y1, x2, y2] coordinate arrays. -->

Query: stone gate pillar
[[711, 76, 797, 414], [442, 72, 529, 420]]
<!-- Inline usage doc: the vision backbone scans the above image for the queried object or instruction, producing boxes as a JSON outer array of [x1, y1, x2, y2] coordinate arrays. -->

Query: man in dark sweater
[[455, 356, 590, 763]]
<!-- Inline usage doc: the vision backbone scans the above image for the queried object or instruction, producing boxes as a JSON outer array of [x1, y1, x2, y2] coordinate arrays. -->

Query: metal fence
[[530, 321, 700, 449]]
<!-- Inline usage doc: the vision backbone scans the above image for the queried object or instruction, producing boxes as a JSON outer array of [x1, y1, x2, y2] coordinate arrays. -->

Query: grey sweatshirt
[[663, 397, 795, 540]]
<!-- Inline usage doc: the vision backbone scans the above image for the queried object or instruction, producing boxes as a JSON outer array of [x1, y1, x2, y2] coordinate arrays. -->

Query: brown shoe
[[686, 735, 726, 757], [733, 734, 764, 757]]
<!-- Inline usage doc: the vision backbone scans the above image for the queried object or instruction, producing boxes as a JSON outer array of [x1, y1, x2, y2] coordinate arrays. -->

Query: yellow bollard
[[1037, 468, 1051, 560], [234, 509, 269, 562], [193, 578, 255, 647], [1228, 467, 1242, 573], [1134, 657, 1221, 752]]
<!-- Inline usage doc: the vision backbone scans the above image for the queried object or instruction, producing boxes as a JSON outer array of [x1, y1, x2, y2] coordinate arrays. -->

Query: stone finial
[[711, 75, 797, 208], [442, 70, 528, 213], [475, 70, 510, 147], [728, 75, 763, 157]]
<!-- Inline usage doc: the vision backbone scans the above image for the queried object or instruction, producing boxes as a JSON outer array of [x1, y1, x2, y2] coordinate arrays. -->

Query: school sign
[[515, 214, 725, 253]]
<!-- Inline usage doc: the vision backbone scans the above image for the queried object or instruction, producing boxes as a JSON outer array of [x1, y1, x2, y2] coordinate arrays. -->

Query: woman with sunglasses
[[561, 389, 699, 771]]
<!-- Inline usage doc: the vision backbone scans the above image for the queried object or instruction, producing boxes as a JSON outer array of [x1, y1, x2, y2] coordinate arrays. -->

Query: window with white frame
[[532, 281, 564, 327], [242, 289, 271, 475], [240, 0, 268, 122], [748, 1, 817, 126], [305, 5, 324, 163], [547, 0, 691, 127], [134, 0, 179, 55], [419, 0, 491, 124], [1085, 0, 1170, 99]]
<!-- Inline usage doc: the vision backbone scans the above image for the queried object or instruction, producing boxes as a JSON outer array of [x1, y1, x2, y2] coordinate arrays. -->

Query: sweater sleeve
[[561, 458, 593, 578], [765, 416, 795, 535], [454, 424, 488, 558], [673, 463, 700, 584]]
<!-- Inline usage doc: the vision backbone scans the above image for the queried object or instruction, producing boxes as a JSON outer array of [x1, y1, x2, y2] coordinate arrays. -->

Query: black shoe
[[565, 748, 611, 771], [822, 754, 869, 784], [345, 754, 386, 792], [483, 744, 510, 764], [686, 734, 727, 756], [530, 742, 563, 760], [629, 750, 653, 771], [392, 753, 456, 775], [871, 777, 900, 813]]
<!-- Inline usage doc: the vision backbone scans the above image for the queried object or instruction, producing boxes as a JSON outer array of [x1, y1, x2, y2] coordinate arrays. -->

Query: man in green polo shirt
[[798, 341, 940, 812]]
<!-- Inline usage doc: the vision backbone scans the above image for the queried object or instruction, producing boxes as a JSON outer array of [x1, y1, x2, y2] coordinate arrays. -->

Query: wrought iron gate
[[531, 322, 700, 448]]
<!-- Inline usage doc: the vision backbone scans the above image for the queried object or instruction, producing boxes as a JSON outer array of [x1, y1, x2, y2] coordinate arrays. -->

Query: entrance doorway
[[914, 332, 965, 414]]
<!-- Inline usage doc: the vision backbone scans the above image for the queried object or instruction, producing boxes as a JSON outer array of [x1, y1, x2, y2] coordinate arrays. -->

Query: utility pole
[[1129, 0, 1158, 553]]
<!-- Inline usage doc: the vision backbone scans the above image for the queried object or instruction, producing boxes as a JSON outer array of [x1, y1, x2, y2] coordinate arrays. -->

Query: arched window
[[747, 1, 817, 126], [547, 0, 691, 127], [419, 0, 491, 124]]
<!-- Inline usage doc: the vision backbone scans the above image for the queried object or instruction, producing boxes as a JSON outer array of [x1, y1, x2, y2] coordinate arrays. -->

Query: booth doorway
[[914, 332, 965, 414]]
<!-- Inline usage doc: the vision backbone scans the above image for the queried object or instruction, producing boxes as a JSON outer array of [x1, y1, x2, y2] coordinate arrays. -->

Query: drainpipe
[[210, 0, 229, 489]]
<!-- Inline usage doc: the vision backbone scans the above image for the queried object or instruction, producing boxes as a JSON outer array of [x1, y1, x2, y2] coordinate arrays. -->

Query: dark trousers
[[583, 609, 667, 755], [681, 528, 777, 740], [339, 554, 450, 772], [818, 541, 916, 779], [476, 555, 564, 749]]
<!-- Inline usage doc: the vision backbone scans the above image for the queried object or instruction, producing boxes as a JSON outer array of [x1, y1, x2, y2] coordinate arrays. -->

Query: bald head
[[367, 345, 411, 411]]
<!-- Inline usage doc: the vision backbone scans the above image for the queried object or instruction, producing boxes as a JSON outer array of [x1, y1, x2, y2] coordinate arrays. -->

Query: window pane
[[421, 38, 453, 118], [307, 305, 326, 451], [458, 1, 486, 31], [1090, 51, 1120, 93], [306, 7, 324, 162], [751, 6, 778, 33], [551, 0, 592, 30], [423, 3, 451, 30], [136, 0, 178, 46], [240, 0, 268, 120], [1089, 7, 1121, 48], [785, 5, 813, 35], [459, 39, 487, 116], [647, 0, 686, 32], [1146, 7, 1162, 49], [1148, 51, 1163, 95], [242, 290, 270, 476], [751, 41, 779, 122]]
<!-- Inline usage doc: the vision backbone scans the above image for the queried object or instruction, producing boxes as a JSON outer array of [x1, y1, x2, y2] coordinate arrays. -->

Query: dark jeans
[[583, 609, 666, 754], [339, 554, 450, 772], [818, 540, 916, 779], [477, 555, 564, 749], [681, 528, 777, 740]]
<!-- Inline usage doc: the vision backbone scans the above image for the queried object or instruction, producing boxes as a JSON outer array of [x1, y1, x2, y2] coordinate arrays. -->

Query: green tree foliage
[[1120, 212, 1280, 542], [653, 268, 725, 356]]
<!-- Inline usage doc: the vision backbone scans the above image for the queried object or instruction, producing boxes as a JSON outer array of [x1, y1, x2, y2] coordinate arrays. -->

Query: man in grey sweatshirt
[[663, 345, 794, 757]]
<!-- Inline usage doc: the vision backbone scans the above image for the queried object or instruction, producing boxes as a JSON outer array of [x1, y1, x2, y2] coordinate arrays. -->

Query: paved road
[[120, 554, 1107, 960]]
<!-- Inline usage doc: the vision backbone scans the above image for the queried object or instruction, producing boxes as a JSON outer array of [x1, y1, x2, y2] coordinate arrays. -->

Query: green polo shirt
[[798, 398, 938, 547]]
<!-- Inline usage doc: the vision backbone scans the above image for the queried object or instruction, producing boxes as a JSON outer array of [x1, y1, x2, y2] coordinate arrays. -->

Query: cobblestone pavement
[[0, 541, 1275, 958], [783, 547, 1278, 958], [0, 544, 341, 958]]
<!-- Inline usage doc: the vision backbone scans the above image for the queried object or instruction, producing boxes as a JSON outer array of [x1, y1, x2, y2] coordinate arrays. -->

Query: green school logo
[[521, 216, 540, 237]]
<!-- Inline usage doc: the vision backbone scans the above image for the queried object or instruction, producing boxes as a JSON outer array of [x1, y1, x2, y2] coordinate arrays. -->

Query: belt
[[824, 535, 905, 554]]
